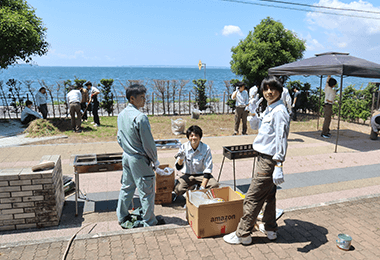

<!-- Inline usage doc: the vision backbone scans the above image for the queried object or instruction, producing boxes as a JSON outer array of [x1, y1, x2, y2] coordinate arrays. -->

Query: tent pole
[[335, 75, 344, 153], [317, 76, 322, 129]]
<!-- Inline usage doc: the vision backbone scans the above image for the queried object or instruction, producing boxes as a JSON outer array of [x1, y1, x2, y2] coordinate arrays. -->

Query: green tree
[[230, 17, 305, 86], [100, 79, 114, 116], [192, 79, 207, 111], [0, 0, 48, 69]]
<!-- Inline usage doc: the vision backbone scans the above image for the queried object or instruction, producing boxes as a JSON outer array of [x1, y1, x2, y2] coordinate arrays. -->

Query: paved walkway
[[1, 126, 380, 259]]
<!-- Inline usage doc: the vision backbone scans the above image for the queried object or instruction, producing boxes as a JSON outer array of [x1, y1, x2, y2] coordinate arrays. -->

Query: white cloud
[[305, 33, 325, 51], [222, 25, 243, 36], [305, 0, 380, 60]]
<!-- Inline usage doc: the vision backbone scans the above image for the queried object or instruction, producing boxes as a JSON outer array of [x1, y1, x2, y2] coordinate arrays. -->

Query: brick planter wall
[[0, 155, 65, 231]]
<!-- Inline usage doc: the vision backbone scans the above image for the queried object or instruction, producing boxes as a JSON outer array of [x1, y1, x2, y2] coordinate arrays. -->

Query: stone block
[[0, 225, 15, 231], [1, 208, 24, 215], [9, 179, 32, 186], [0, 192, 11, 198], [14, 212, 35, 219], [0, 168, 21, 181], [32, 178, 53, 185], [13, 202, 35, 208], [0, 214, 14, 221], [22, 184, 43, 191], [0, 203, 12, 210], [3, 219, 25, 225], [16, 223, 37, 229], [22, 195, 44, 202], [1, 197, 22, 203], [0, 181, 9, 187], [11, 191, 33, 197], [0, 186, 21, 192]]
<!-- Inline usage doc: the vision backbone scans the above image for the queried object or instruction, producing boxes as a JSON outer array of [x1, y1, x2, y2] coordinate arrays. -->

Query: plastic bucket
[[336, 233, 352, 251]]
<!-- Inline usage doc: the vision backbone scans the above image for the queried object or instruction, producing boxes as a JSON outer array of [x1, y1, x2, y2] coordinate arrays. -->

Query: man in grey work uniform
[[116, 84, 160, 227]]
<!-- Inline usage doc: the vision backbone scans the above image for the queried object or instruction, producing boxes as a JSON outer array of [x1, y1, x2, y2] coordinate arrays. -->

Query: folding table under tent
[[268, 52, 380, 152]]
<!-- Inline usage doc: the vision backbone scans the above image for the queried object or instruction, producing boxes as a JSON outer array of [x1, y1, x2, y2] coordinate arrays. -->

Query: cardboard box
[[155, 164, 174, 205], [186, 186, 244, 238], [154, 191, 172, 205]]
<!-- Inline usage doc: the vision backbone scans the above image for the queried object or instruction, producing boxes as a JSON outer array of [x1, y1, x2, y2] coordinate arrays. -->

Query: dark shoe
[[321, 134, 330, 139], [233, 133, 238, 136], [242, 133, 248, 135], [156, 215, 166, 225]]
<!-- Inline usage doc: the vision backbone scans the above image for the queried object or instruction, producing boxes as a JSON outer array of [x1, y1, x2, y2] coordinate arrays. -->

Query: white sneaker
[[223, 231, 252, 245], [259, 224, 277, 240], [93, 123, 99, 127]]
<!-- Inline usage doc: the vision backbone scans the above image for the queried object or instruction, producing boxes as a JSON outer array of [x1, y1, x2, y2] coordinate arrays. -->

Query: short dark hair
[[260, 76, 283, 95], [328, 77, 337, 87], [292, 86, 300, 91], [39, 87, 45, 92], [126, 84, 147, 102], [186, 125, 203, 139], [85, 81, 92, 86], [235, 82, 245, 88], [25, 100, 33, 106]]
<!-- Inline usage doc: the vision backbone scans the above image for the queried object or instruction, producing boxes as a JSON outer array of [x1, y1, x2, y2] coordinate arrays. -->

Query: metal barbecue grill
[[71, 139, 181, 216], [217, 144, 258, 191]]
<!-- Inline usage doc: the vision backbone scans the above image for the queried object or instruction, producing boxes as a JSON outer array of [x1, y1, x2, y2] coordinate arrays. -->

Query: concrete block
[[22, 184, 43, 191], [0, 203, 12, 210], [32, 178, 53, 185], [11, 191, 33, 197], [43, 184, 54, 190], [16, 223, 37, 229], [9, 179, 32, 186], [19, 168, 41, 180], [1, 208, 24, 215], [22, 195, 44, 202], [0, 181, 9, 187], [0, 186, 21, 192], [13, 202, 35, 208], [3, 219, 25, 225], [14, 212, 35, 219], [0, 225, 15, 231], [1, 197, 22, 203], [0, 192, 11, 198], [33, 190, 54, 196], [0, 214, 14, 220], [0, 168, 21, 181]]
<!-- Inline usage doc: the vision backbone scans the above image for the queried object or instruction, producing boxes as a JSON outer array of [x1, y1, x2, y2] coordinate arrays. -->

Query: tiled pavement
[[1, 196, 379, 259], [1, 127, 380, 259]]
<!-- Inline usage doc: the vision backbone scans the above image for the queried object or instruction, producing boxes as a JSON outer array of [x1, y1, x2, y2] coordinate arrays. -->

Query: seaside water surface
[[0, 66, 379, 96]]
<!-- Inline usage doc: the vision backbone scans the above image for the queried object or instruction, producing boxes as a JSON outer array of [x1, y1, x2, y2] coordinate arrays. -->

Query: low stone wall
[[0, 155, 64, 231]]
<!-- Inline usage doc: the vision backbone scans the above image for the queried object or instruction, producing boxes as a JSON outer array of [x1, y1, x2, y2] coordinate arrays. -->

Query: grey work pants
[[236, 154, 277, 238], [234, 106, 248, 134], [322, 104, 332, 135], [174, 174, 219, 196], [69, 102, 82, 131]]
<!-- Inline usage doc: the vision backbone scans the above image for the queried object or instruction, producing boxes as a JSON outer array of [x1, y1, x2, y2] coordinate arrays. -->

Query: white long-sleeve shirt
[[233, 89, 249, 107], [175, 141, 213, 175], [35, 92, 48, 106], [21, 107, 42, 121], [66, 90, 82, 104], [252, 100, 290, 162], [324, 77, 336, 104]]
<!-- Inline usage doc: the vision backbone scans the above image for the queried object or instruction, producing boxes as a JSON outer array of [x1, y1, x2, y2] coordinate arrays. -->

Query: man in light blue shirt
[[21, 100, 42, 125], [35, 87, 48, 119], [232, 82, 249, 135], [116, 84, 159, 227], [174, 125, 219, 196], [224, 76, 290, 245]]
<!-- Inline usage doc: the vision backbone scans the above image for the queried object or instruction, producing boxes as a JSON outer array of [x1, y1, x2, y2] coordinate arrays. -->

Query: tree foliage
[[192, 79, 208, 111], [100, 79, 114, 116], [0, 0, 48, 69], [230, 17, 305, 86]]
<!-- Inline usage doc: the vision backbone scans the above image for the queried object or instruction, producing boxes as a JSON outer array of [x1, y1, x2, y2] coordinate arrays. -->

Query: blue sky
[[26, 0, 380, 67]]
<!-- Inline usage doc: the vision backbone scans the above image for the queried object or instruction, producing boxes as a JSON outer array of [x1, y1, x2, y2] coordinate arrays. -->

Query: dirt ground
[[33, 112, 371, 145]]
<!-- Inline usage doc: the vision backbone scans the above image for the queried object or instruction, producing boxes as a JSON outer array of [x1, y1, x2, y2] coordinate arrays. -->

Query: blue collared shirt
[[234, 90, 249, 107], [176, 141, 213, 175], [35, 92, 47, 106], [252, 100, 290, 162], [117, 103, 157, 163]]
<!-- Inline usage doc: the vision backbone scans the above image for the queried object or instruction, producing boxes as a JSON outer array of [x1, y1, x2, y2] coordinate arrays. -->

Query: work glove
[[292, 104, 295, 108], [153, 160, 160, 171], [235, 86, 239, 92], [199, 186, 205, 190], [174, 150, 185, 160], [273, 166, 285, 186]]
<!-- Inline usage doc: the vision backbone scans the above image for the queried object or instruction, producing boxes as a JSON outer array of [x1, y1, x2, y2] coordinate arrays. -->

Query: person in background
[[224, 76, 290, 245], [281, 86, 292, 116], [370, 109, 380, 140], [35, 87, 48, 119], [21, 100, 42, 125], [321, 75, 337, 138], [80, 85, 89, 121], [85, 81, 100, 127], [291, 86, 301, 121], [173, 125, 219, 197], [232, 82, 249, 135], [116, 84, 160, 228], [66, 85, 82, 133]]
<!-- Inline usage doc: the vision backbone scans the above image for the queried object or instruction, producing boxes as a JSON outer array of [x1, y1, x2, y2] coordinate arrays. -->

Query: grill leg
[[75, 171, 78, 217], [233, 159, 236, 191], [217, 156, 226, 182]]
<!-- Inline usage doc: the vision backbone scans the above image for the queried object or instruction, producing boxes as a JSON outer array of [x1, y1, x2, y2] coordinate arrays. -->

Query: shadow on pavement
[[294, 129, 377, 152]]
